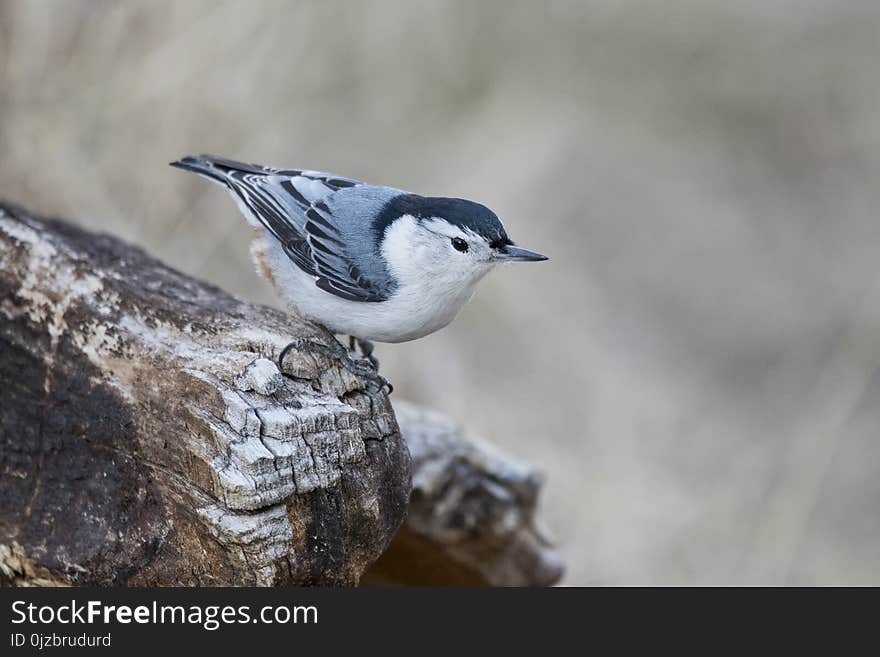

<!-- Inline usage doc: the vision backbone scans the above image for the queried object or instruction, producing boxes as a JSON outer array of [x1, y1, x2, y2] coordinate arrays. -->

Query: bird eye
[[451, 237, 469, 252]]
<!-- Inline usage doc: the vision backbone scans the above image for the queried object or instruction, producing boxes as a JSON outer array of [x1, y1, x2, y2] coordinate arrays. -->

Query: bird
[[170, 154, 547, 382]]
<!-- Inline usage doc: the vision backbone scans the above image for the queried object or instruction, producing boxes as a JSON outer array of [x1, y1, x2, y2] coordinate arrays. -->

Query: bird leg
[[355, 338, 380, 370], [345, 336, 381, 370], [348, 336, 391, 392]]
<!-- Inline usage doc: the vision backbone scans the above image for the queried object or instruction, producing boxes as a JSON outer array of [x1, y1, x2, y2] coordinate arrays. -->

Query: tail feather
[[170, 154, 284, 237], [169, 155, 227, 185], [169, 154, 269, 185]]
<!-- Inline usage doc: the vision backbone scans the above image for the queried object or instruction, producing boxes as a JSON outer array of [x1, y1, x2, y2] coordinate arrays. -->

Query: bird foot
[[279, 337, 392, 395], [347, 336, 392, 393]]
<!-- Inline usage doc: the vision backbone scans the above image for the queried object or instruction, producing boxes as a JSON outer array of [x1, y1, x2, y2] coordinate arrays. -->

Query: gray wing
[[172, 155, 398, 302]]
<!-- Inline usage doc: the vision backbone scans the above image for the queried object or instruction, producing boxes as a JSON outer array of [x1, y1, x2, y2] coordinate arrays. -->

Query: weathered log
[[0, 201, 410, 586], [0, 200, 563, 586]]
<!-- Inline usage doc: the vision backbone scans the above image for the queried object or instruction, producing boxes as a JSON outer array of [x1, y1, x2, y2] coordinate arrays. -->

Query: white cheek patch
[[380, 215, 426, 279], [381, 214, 495, 289]]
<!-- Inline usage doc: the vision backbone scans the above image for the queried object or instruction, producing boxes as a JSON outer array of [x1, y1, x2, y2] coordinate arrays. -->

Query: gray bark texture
[[0, 200, 563, 587]]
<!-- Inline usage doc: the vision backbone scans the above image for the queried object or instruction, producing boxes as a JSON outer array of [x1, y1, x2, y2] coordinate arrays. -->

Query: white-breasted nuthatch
[[171, 155, 547, 377]]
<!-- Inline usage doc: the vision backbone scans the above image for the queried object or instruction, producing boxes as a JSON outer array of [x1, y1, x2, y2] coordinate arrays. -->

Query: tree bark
[[0, 200, 562, 587]]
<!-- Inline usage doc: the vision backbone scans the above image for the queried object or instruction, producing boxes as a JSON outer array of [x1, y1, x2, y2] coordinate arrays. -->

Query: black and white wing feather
[[171, 154, 393, 302]]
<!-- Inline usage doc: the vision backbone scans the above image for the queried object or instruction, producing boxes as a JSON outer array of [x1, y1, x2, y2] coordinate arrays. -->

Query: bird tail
[[169, 154, 268, 185]]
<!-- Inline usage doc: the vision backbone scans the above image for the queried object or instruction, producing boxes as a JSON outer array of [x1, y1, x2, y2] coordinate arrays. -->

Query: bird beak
[[495, 245, 548, 262]]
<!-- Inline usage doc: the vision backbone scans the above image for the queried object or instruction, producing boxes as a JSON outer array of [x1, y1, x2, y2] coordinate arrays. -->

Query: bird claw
[[350, 337, 392, 394], [278, 337, 393, 395], [365, 372, 394, 396]]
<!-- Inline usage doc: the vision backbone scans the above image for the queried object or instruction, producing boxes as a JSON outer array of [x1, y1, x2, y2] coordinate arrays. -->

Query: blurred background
[[3, 0, 880, 585]]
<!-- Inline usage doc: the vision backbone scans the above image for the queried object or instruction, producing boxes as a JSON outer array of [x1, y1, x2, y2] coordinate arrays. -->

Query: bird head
[[376, 194, 547, 292]]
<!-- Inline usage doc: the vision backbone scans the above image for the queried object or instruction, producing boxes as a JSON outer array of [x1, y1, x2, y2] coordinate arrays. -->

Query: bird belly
[[253, 235, 473, 342], [294, 273, 472, 343]]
